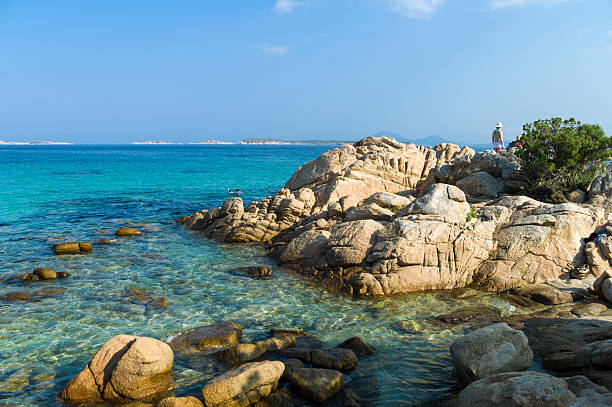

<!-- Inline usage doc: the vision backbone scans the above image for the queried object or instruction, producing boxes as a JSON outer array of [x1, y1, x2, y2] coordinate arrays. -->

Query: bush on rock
[[515, 117, 611, 202]]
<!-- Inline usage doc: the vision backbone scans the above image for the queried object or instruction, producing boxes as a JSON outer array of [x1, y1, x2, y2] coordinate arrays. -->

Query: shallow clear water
[[1, 145, 530, 406]]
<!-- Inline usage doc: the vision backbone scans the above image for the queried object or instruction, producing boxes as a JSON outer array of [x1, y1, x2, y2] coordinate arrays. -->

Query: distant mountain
[[237, 138, 352, 145], [403, 135, 453, 146]]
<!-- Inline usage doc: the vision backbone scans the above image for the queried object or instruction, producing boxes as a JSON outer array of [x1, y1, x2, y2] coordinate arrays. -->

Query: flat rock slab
[[169, 321, 242, 354], [512, 283, 582, 305], [289, 368, 343, 402], [201, 361, 284, 407]]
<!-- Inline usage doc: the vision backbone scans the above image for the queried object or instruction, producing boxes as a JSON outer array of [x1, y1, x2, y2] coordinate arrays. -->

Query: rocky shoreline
[[179, 136, 612, 298], [173, 135, 612, 405]]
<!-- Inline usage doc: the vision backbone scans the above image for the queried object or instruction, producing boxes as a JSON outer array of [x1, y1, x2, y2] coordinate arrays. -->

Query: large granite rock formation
[[179, 136, 609, 296]]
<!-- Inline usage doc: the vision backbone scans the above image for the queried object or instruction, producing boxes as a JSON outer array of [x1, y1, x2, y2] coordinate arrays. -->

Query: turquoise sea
[[1, 145, 530, 406]]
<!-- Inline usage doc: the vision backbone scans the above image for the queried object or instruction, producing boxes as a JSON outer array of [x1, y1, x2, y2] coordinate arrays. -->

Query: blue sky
[[0, 0, 610, 144]]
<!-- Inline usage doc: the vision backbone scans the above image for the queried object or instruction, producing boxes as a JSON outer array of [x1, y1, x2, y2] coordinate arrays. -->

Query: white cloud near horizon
[[387, 0, 445, 18], [273, 0, 307, 13], [489, 0, 568, 10], [260, 43, 290, 56]]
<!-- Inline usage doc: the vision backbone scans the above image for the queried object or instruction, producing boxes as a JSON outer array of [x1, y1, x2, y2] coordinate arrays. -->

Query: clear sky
[[0, 0, 610, 144]]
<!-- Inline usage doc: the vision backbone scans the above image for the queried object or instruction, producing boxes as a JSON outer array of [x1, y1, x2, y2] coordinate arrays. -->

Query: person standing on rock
[[492, 122, 505, 153]]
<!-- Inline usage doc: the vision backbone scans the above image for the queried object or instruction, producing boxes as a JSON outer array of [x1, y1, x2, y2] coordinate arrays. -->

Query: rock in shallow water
[[456, 371, 577, 407], [289, 368, 343, 402], [53, 242, 92, 255], [236, 266, 273, 279], [336, 336, 375, 356], [169, 321, 242, 354], [450, 323, 533, 385], [60, 334, 174, 404], [33, 268, 57, 280], [115, 227, 142, 236], [201, 361, 284, 407]]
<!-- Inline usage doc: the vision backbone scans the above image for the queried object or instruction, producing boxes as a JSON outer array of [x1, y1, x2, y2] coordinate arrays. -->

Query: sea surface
[[0, 145, 536, 406]]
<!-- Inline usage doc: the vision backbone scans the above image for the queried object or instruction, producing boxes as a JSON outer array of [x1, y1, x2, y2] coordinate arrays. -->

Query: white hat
[[496, 122, 503, 128]]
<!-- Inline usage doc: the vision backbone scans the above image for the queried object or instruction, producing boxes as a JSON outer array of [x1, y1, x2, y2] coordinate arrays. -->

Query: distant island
[[134, 138, 356, 145], [132, 141, 176, 145], [0, 140, 73, 145]]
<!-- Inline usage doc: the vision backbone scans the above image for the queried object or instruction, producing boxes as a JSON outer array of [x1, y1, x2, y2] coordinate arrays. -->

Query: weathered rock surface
[[456, 371, 577, 407], [450, 323, 533, 385], [289, 368, 343, 402], [590, 165, 612, 207], [53, 242, 92, 255], [201, 361, 284, 407], [169, 322, 242, 354], [60, 334, 174, 404]]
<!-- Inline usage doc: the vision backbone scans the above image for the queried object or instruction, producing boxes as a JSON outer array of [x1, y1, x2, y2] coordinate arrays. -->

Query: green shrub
[[515, 117, 611, 202], [466, 208, 477, 222]]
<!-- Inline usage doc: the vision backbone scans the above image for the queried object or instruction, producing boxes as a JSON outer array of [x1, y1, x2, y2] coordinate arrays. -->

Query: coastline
[[3, 139, 612, 406]]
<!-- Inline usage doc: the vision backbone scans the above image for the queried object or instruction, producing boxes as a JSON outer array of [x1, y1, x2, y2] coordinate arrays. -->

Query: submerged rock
[[169, 321, 242, 354], [456, 371, 577, 407], [450, 323, 533, 385], [201, 361, 284, 407], [336, 336, 375, 356], [236, 265, 273, 279], [60, 334, 174, 404]]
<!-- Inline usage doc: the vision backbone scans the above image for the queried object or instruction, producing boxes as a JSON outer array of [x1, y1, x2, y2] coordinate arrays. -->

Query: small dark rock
[[336, 336, 375, 356], [289, 368, 343, 402]]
